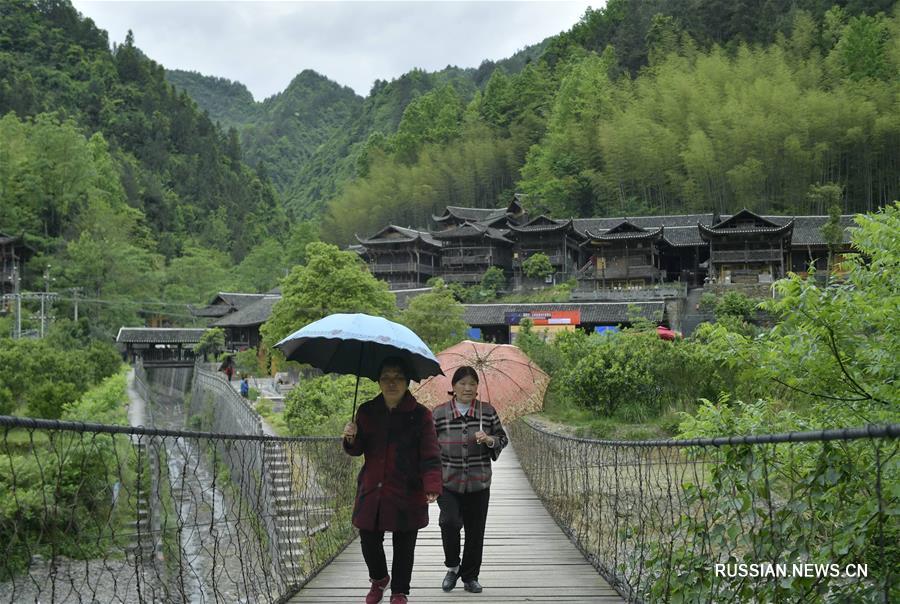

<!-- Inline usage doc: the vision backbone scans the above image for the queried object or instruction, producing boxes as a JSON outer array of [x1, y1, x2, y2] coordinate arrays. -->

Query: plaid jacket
[[433, 399, 508, 494]]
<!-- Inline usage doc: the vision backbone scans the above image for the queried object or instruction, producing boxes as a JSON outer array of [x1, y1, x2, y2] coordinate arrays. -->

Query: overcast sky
[[72, 1, 597, 101]]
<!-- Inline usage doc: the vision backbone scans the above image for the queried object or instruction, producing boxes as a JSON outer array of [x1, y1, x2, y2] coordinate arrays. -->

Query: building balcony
[[712, 249, 783, 263], [370, 262, 437, 275], [577, 265, 662, 280], [441, 256, 491, 267]]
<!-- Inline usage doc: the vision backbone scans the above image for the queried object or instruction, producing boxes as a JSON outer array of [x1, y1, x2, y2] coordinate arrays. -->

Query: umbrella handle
[[352, 374, 360, 422], [351, 343, 364, 422]]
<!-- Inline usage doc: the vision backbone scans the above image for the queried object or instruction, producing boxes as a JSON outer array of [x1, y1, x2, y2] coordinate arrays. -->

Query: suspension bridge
[[0, 364, 895, 603]]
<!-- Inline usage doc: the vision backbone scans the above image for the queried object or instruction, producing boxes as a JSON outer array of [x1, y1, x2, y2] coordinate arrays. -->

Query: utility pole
[[2, 265, 21, 338], [40, 265, 49, 338], [70, 287, 82, 321], [14, 265, 21, 339], [38, 264, 56, 338]]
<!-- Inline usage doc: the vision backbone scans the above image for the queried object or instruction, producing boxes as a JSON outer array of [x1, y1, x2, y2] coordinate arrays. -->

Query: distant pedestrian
[[240, 376, 249, 398], [225, 365, 234, 382]]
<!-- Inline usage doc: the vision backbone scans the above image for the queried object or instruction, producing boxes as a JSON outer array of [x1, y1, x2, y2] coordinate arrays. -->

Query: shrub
[[522, 253, 554, 280], [480, 266, 506, 294], [283, 375, 378, 436], [698, 292, 718, 311], [233, 348, 262, 376], [715, 291, 759, 320]]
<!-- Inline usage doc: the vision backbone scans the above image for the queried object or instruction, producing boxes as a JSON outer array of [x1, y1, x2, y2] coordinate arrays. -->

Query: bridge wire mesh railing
[[0, 416, 356, 603], [509, 418, 899, 603]]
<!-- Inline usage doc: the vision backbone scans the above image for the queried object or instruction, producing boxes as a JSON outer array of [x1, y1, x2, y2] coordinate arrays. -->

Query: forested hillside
[[164, 0, 899, 241], [168, 69, 363, 196], [0, 0, 303, 336], [167, 39, 551, 218], [165, 69, 258, 129], [320, 0, 900, 241], [1, 0, 897, 336]]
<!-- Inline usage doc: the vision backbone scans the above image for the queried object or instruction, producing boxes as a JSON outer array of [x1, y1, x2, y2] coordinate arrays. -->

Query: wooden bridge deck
[[289, 446, 623, 603]]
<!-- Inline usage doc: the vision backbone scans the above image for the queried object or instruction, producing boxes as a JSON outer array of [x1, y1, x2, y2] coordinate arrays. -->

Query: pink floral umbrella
[[412, 340, 549, 425]]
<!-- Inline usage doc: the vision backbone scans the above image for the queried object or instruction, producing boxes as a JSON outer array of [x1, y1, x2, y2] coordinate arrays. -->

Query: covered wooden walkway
[[289, 446, 623, 602]]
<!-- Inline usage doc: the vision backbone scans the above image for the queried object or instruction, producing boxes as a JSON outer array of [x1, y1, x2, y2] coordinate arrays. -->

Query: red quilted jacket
[[343, 391, 442, 532]]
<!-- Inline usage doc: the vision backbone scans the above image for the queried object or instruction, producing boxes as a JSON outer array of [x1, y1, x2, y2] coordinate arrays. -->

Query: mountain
[[166, 37, 553, 218], [0, 0, 294, 336], [165, 70, 258, 129]]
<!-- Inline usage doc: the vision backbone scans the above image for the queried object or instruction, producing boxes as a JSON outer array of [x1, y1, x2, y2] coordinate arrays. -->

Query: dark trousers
[[359, 528, 418, 595], [438, 488, 490, 581]]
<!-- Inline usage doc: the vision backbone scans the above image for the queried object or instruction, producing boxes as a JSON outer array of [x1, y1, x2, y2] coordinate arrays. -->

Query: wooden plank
[[288, 446, 623, 602]]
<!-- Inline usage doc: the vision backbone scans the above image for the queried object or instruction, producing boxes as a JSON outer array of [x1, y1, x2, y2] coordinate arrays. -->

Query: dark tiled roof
[[116, 327, 206, 344], [432, 222, 514, 244], [718, 214, 791, 227], [571, 218, 624, 237], [712, 209, 781, 229], [573, 215, 715, 235], [212, 295, 281, 328], [463, 302, 665, 326], [699, 220, 794, 238], [192, 305, 232, 318], [478, 214, 513, 228], [193, 292, 267, 318], [787, 216, 855, 245], [587, 226, 663, 241], [508, 216, 574, 233], [662, 226, 705, 247], [357, 225, 442, 248], [630, 214, 716, 228], [217, 292, 267, 308], [433, 206, 506, 223], [715, 214, 853, 245]]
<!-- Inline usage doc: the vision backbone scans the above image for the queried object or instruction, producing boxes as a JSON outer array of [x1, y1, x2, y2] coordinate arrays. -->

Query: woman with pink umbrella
[[431, 366, 509, 594]]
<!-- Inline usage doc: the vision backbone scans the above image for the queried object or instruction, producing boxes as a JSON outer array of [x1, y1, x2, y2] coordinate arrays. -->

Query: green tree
[[232, 238, 292, 293], [260, 242, 397, 350], [480, 266, 507, 296], [821, 200, 846, 277], [522, 252, 555, 280], [161, 246, 234, 305], [828, 13, 893, 81], [760, 203, 900, 417], [194, 328, 225, 361], [390, 85, 464, 164], [400, 279, 468, 352]]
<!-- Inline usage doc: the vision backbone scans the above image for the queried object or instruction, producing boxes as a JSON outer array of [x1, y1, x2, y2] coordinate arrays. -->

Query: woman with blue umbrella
[[275, 314, 444, 604]]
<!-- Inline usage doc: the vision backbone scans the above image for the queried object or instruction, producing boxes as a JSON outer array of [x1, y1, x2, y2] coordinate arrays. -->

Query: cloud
[[72, 1, 595, 100]]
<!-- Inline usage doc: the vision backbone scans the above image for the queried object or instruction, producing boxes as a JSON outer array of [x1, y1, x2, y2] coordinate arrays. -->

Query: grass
[[535, 383, 692, 440], [254, 399, 288, 436]]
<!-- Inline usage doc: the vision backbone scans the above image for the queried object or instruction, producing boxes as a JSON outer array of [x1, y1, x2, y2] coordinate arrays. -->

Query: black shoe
[[442, 569, 459, 592], [463, 579, 482, 593]]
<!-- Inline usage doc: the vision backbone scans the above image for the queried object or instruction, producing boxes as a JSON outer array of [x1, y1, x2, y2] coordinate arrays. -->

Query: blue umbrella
[[274, 313, 443, 416]]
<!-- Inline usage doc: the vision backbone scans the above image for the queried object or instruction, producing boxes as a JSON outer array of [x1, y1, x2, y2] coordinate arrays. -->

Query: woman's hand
[[342, 422, 357, 442], [426, 492, 439, 504], [475, 431, 495, 447]]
